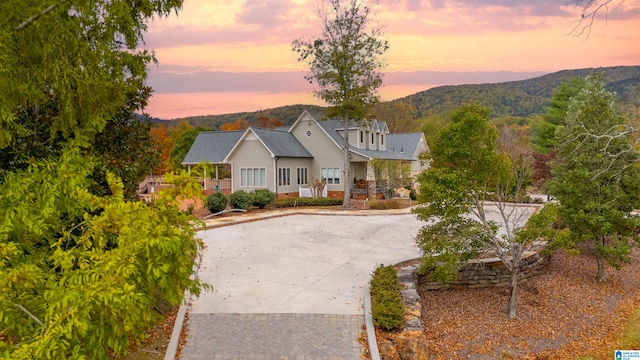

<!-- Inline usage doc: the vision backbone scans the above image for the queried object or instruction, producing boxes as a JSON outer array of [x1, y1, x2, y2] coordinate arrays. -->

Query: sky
[[142, 0, 640, 119]]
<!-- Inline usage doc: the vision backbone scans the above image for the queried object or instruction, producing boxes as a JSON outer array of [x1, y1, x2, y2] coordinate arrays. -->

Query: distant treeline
[[150, 65, 640, 129]]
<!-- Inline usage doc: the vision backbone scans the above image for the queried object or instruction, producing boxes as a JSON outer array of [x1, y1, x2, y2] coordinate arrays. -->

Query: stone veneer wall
[[417, 246, 551, 291]]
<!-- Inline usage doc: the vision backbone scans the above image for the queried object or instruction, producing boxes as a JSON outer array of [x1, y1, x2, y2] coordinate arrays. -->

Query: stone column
[[366, 162, 376, 201]]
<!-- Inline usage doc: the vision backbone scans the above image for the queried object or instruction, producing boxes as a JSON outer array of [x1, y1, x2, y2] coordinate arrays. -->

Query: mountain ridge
[[152, 65, 639, 129]]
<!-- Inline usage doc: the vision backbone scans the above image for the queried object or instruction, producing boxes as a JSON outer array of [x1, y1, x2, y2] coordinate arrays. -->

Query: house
[[181, 110, 428, 199]]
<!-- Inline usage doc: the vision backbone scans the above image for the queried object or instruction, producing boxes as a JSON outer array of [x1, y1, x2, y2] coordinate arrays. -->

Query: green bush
[[274, 197, 343, 208], [206, 191, 228, 213], [368, 199, 401, 210], [229, 190, 253, 210], [251, 189, 276, 209], [370, 265, 405, 331]]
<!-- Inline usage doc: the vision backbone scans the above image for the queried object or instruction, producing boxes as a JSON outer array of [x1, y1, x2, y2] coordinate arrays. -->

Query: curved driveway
[[180, 210, 424, 359], [179, 205, 538, 359], [193, 212, 424, 315]]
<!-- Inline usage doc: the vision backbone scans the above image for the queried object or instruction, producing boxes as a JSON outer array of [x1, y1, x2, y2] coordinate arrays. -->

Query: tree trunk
[[507, 266, 519, 319], [596, 236, 607, 282], [342, 109, 351, 208]]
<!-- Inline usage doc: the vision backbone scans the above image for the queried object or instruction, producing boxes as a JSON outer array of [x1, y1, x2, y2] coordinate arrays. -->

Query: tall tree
[[0, 1, 211, 357], [413, 104, 553, 318], [150, 123, 173, 174], [549, 75, 640, 282], [169, 126, 211, 171], [293, 0, 389, 207]]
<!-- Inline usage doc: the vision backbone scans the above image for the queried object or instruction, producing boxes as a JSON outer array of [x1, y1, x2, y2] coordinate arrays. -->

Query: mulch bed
[[416, 248, 640, 359]]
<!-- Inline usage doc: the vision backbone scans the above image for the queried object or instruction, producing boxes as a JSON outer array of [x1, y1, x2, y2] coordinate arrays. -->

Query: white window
[[278, 168, 291, 187], [360, 131, 364, 143], [321, 167, 340, 185], [381, 134, 384, 145], [371, 133, 375, 144], [240, 168, 266, 187], [296, 167, 308, 185]]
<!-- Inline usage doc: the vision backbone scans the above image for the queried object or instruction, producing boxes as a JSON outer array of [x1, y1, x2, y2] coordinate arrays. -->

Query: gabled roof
[[386, 133, 426, 157], [377, 121, 390, 134], [248, 127, 313, 158], [368, 119, 380, 132], [314, 117, 418, 161], [182, 130, 244, 165]]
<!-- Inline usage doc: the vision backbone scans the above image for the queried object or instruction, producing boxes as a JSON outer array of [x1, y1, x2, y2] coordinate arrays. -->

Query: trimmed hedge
[[274, 197, 343, 208], [368, 199, 402, 210], [370, 265, 404, 331], [251, 189, 276, 209], [229, 190, 253, 210], [205, 191, 228, 213]]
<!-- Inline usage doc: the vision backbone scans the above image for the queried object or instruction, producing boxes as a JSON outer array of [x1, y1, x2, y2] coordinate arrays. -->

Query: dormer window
[[360, 130, 364, 143], [381, 134, 384, 145], [371, 133, 374, 144]]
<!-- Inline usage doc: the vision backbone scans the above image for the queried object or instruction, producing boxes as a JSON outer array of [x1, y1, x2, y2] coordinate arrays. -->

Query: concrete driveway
[[192, 212, 424, 316]]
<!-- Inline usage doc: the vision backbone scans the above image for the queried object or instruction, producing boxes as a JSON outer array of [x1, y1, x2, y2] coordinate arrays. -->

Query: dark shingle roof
[[386, 133, 426, 157], [250, 127, 313, 158], [182, 131, 244, 165], [313, 117, 420, 161]]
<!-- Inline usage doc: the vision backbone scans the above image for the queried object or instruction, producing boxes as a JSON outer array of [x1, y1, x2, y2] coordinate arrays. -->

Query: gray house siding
[[275, 157, 313, 194], [289, 114, 346, 192], [228, 135, 274, 192]]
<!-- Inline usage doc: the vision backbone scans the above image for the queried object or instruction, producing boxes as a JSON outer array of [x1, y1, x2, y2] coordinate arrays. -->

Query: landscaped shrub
[[370, 265, 404, 331], [274, 197, 343, 208], [229, 190, 253, 210], [368, 199, 401, 210], [251, 189, 276, 209], [206, 191, 228, 213]]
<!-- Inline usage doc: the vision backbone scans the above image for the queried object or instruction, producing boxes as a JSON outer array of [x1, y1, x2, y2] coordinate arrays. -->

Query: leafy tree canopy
[[549, 74, 640, 282]]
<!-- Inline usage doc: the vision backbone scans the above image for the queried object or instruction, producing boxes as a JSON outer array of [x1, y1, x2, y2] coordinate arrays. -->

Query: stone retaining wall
[[418, 246, 551, 291]]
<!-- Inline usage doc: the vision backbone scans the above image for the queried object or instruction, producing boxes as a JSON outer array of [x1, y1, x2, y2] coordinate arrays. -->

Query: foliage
[[0, 150, 207, 359], [88, 86, 161, 200], [531, 76, 588, 154], [250, 189, 276, 209], [274, 197, 343, 207], [229, 190, 253, 210], [150, 123, 173, 174], [0, 0, 182, 147], [0, 85, 160, 200], [367, 199, 402, 210], [370, 265, 404, 331], [206, 192, 229, 213], [413, 103, 545, 318], [0, 1, 212, 357], [157, 105, 327, 130], [367, 101, 418, 133], [255, 115, 284, 129], [394, 65, 640, 120], [168, 126, 210, 171], [293, 0, 389, 208], [370, 159, 411, 191], [548, 75, 640, 282], [220, 118, 250, 131]]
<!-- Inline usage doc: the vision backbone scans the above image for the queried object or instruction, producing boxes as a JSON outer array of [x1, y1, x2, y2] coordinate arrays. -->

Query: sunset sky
[[142, 0, 640, 119]]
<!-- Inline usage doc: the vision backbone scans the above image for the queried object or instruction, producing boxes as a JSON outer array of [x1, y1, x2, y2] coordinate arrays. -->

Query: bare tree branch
[[567, 0, 622, 39]]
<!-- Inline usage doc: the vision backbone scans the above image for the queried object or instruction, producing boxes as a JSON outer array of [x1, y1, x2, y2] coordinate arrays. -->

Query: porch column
[[366, 162, 376, 201]]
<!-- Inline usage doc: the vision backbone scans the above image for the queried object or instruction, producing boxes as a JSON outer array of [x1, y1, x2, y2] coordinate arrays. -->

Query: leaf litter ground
[[414, 248, 640, 359]]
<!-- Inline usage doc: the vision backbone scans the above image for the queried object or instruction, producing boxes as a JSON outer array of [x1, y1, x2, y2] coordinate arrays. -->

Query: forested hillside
[[153, 65, 639, 129], [153, 104, 327, 129], [398, 65, 640, 118]]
